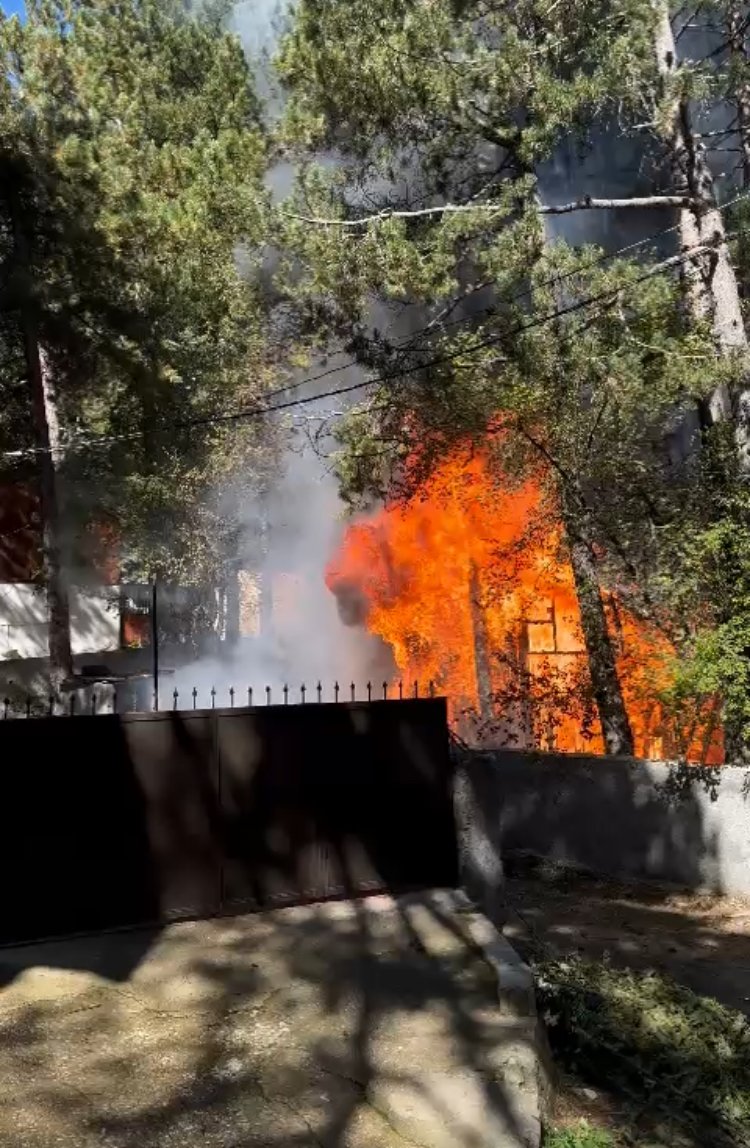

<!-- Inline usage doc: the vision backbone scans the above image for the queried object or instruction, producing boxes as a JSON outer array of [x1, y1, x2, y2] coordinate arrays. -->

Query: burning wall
[[326, 446, 723, 763]]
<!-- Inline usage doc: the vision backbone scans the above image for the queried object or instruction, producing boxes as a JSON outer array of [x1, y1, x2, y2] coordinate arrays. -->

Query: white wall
[[0, 584, 120, 659], [457, 750, 750, 898]]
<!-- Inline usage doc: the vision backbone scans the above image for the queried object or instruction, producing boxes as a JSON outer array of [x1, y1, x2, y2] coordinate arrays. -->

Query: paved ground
[[0, 891, 544, 1148], [503, 856, 750, 1016]]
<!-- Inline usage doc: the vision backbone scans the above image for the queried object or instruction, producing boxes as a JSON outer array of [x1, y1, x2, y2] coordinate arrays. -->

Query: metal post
[[151, 579, 159, 712]]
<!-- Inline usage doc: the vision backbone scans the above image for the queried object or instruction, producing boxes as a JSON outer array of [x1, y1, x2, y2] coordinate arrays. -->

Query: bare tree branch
[[282, 194, 695, 228]]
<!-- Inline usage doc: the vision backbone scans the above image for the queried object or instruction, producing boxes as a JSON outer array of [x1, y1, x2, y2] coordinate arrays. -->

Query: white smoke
[[167, 373, 396, 707], [161, 1, 400, 706]]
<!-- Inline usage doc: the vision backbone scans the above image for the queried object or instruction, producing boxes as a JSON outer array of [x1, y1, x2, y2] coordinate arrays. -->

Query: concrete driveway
[[0, 891, 544, 1148]]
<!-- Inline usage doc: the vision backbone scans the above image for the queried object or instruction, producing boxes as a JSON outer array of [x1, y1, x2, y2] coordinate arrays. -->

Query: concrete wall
[[0, 584, 120, 660], [456, 750, 750, 898]]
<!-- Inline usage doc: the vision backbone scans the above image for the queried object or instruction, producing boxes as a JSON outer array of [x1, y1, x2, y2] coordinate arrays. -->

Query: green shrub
[[535, 956, 750, 1145], [544, 1121, 615, 1147]]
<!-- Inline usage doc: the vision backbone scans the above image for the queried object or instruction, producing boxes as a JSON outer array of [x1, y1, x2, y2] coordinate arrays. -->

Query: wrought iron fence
[[0, 678, 438, 718]]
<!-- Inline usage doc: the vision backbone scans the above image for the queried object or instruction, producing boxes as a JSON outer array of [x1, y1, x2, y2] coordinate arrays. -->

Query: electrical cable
[[3, 218, 749, 461]]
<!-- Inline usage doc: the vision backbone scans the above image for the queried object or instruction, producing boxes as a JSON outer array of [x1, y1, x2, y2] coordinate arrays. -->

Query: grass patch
[[535, 955, 750, 1146], [544, 1122, 615, 1147]]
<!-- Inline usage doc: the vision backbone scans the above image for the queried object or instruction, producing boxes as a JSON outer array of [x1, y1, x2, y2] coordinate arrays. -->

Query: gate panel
[[122, 712, 220, 921], [217, 699, 458, 910], [0, 715, 160, 942], [0, 696, 457, 944], [218, 707, 349, 910]]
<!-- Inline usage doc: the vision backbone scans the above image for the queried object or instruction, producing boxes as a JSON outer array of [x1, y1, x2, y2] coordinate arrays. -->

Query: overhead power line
[[2, 228, 739, 462], [257, 184, 750, 410]]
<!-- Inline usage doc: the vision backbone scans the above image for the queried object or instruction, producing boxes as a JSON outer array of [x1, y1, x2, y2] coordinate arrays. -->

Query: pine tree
[[0, 0, 274, 689], [275, 0, 749, 754]]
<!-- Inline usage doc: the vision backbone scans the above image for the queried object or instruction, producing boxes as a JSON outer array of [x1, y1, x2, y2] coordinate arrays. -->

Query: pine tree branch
[[540, 195, 694, 214], [283, 195, 695, 228]]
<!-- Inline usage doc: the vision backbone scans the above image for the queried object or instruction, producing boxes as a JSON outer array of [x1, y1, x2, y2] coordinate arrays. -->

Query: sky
[[1, 1, 282, 28], [0, 1, 287, 55]]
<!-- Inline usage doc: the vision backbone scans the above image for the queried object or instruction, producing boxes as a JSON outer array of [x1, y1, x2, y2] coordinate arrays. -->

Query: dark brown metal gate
[[0, 698, 457, 944]]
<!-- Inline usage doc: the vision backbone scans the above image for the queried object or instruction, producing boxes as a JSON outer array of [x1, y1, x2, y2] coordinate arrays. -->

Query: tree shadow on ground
[[0, 891, 539, 1147], [502, 857, 750, 1017]]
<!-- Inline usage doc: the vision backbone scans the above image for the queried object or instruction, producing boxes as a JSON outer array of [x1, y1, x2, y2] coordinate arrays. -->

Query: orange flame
[[326, 445, 723, 763]]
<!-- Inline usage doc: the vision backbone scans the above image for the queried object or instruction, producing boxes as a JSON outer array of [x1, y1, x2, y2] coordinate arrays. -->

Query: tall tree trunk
[[25, 334, 74, 692], [540, 188, 636, 754], [656, 5, 750, 761], [7, 183, 74, 692], [655, 1, 750, 459], [562, 503, 635, 756], [468, 558, 495, 727]]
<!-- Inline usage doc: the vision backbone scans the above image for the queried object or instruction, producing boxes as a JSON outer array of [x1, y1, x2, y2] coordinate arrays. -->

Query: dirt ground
[[503, 857, 750, 1145], [0, 892, 543, 1148], [502, 854, 750, 1018]]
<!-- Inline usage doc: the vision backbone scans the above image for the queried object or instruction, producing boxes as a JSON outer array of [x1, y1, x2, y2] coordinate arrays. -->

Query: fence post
[[151, 580, 159, 712]]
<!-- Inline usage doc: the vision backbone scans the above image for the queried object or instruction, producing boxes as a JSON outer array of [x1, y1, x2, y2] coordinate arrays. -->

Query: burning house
[[326, 446, 724, 763]]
